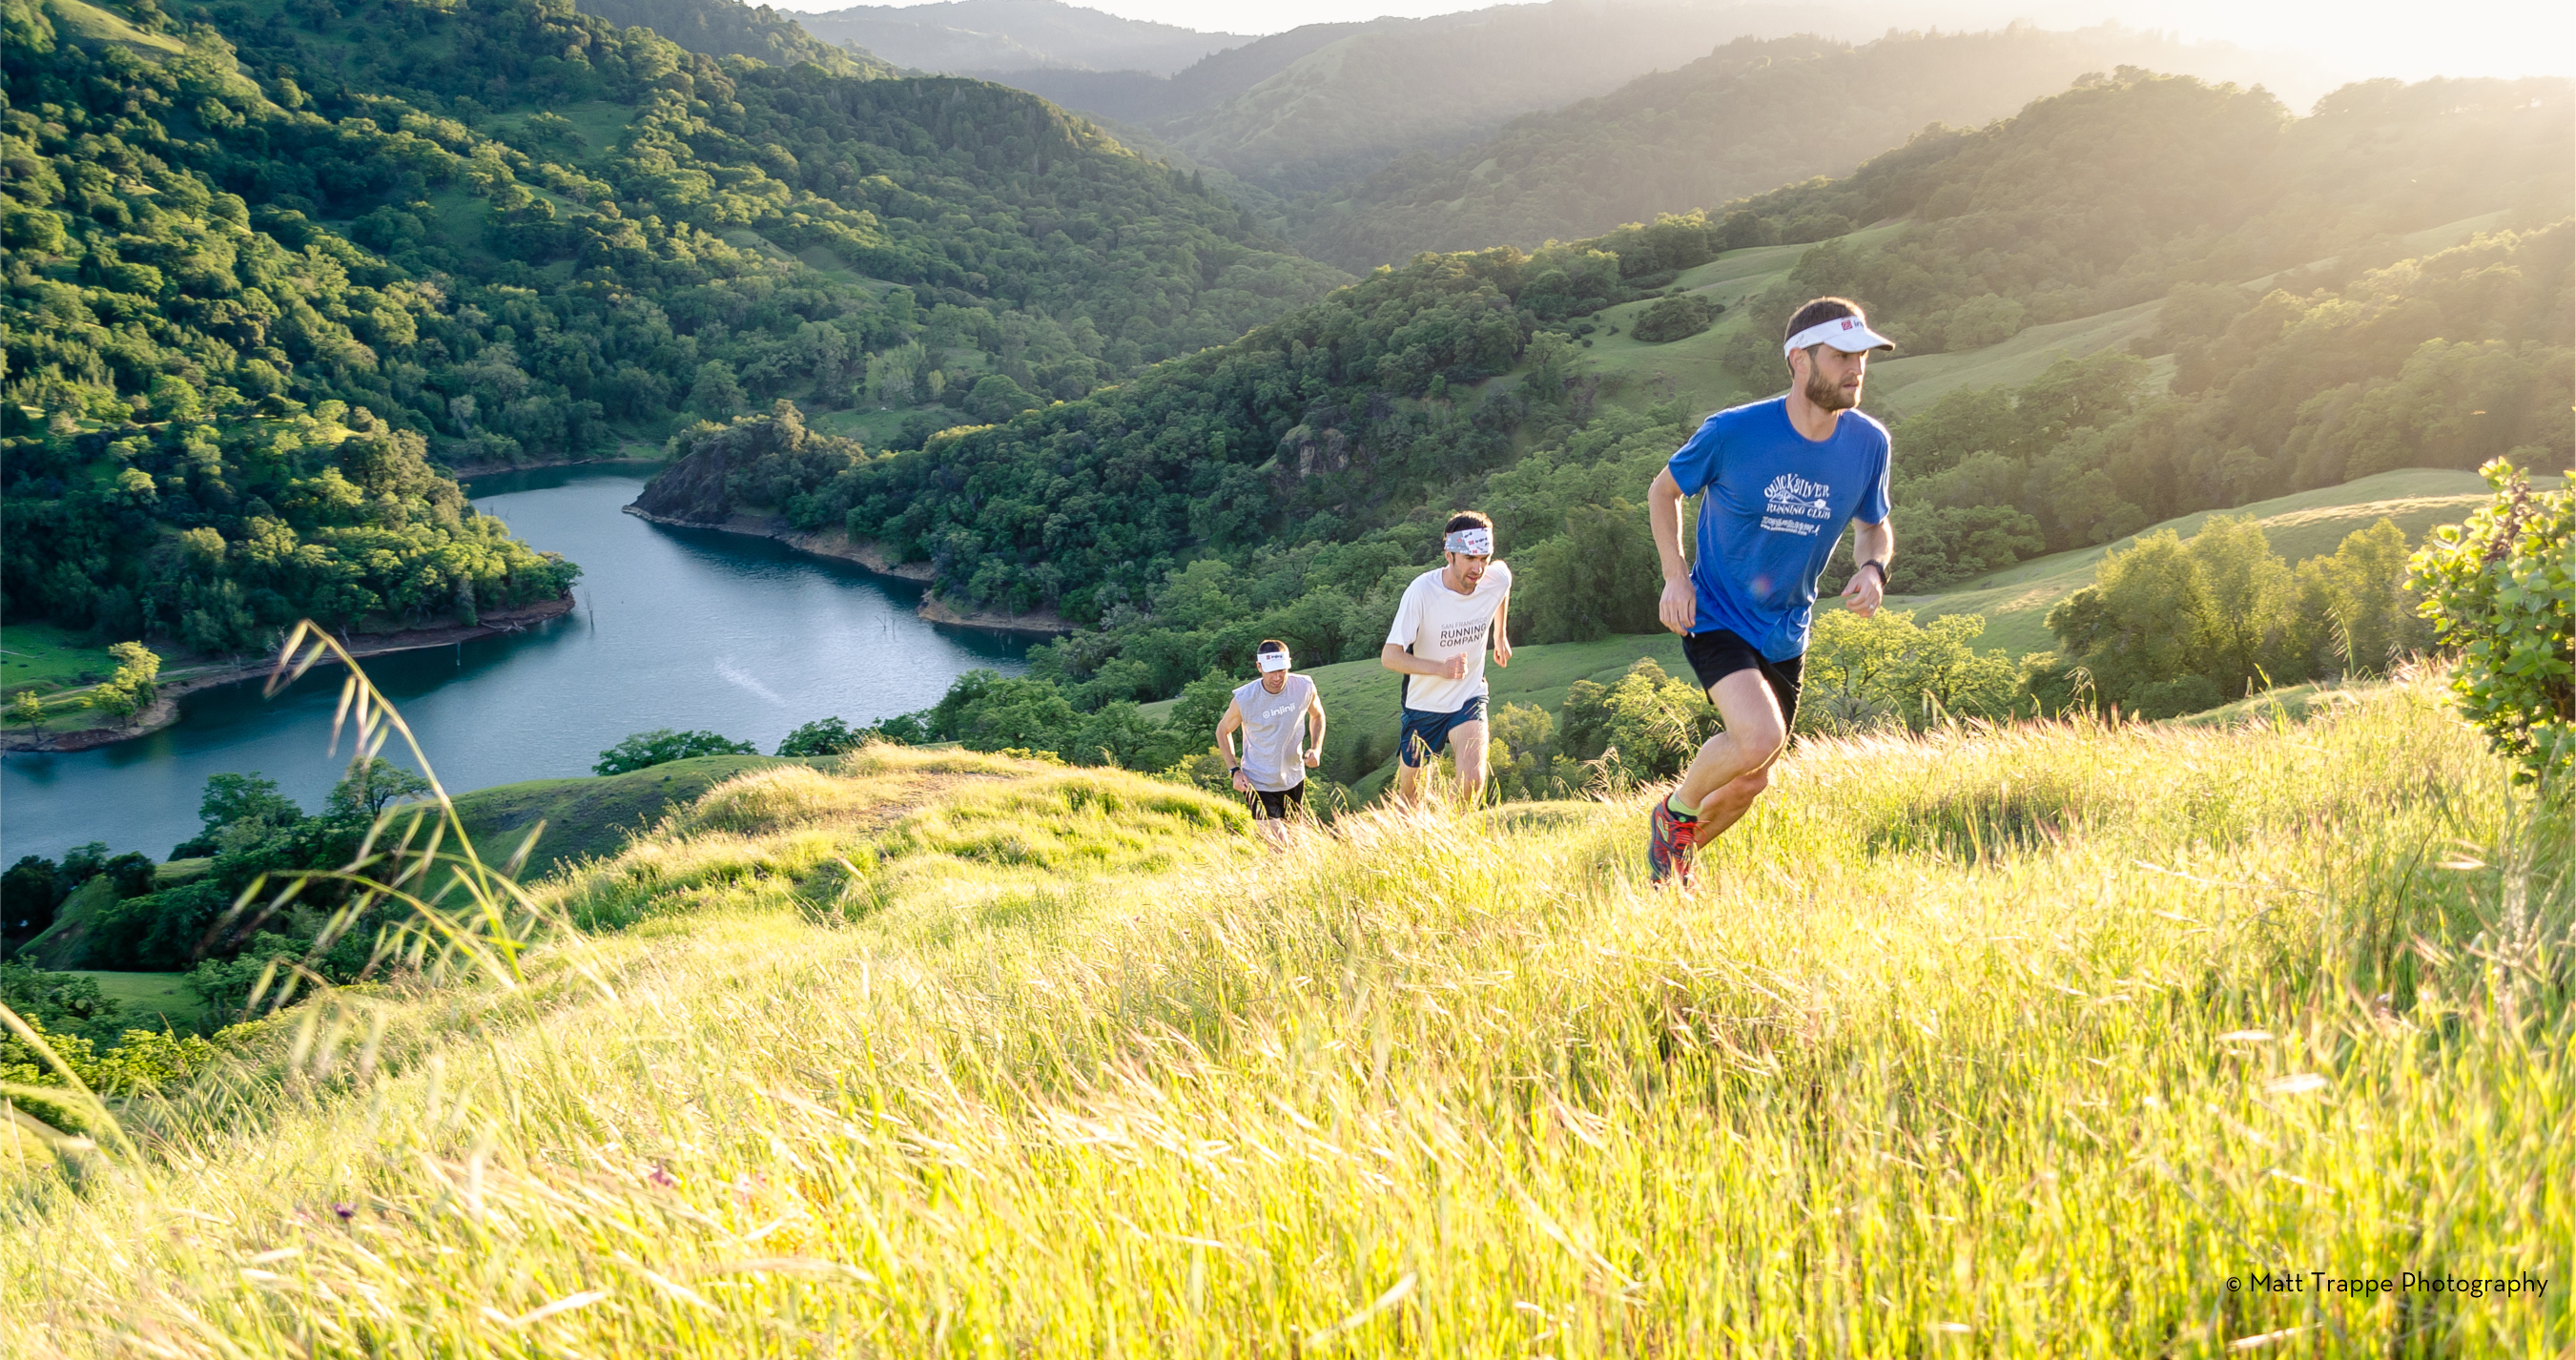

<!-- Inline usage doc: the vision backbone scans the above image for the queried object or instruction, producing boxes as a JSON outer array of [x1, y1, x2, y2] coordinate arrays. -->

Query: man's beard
[[1803, 363, 1861, 412]]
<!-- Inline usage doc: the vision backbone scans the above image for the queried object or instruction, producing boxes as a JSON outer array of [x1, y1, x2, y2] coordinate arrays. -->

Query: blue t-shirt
[[1667, 397, 1892, 662]]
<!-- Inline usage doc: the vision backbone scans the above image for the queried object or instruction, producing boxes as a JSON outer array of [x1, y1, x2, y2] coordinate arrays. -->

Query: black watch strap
[[1857, 560, 1888, 585]]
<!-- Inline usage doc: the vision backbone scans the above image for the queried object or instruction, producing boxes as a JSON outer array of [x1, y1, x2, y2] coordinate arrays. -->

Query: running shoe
[[1647, 796, 1698, 887]]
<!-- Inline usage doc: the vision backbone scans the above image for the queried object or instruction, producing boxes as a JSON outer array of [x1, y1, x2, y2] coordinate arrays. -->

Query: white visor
[[1257, 650, 1292, 672], [1783, 314, 1897, 358], [1444, 526, 1494, 557]]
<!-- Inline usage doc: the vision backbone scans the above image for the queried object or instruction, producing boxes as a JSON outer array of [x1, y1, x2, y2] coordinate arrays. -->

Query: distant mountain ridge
[[990, 20, 1368, 124], [1291, 24, 2317, 268], [794, 0, 1247, 75]]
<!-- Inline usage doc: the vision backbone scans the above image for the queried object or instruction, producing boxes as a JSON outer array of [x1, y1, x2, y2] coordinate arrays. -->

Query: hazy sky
[[778, 0, 2576, 85]]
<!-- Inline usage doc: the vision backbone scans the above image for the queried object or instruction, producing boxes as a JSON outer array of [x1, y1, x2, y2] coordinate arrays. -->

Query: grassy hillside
[[66, 970, 206, 1032], [1130, 467, 2504, 801], [448, 754, 832, 882], [1569, 207, 2516, 419], [1889, 467, 2515, 655], [4, 689, 2562, 1351]]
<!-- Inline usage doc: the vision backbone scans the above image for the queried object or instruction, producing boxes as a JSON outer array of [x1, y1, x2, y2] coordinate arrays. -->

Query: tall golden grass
[[0, 650, 2564, 1356]]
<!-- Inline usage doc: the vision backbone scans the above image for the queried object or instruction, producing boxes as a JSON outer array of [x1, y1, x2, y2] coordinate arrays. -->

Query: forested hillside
[[655, 68, 2569, 772], [1294, 26, 2312, 269], [1144, 3, 1832, 196], [568, 0, 894, 77], [0, 0, 1341, 648]]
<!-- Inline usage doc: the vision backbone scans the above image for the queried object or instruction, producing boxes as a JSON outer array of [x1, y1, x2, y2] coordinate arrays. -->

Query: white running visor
[[1783, 314, 1897, 358], [1444, 526, 1494, 557], [1257, 649, 1293, 673]]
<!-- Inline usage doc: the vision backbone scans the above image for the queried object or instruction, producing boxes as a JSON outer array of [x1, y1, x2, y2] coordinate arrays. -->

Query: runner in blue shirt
[[1643, 296, 1897, 886]]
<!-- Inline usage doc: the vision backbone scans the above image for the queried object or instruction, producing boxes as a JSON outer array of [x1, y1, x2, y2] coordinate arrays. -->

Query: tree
[[776, 717, 865, 756], [2, 856, 62, 946], [1630, 294, 1720, 343], [2407, 459, 2573, 786], [2290, 519, 2429, 678], [90, 643, 162, 720], [1803, 609, 2019, 732], [328, 758, 435, 820], [593, 730, 759, 775], [1512, 501, 1661, 643], [10, 690, 42, 734]]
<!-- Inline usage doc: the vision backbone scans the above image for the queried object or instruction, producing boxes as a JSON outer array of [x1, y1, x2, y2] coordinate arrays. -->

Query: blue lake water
[[0, 466, 1027, 862]]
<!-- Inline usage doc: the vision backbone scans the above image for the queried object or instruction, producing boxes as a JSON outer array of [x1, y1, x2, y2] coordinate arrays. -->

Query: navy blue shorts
[[1398, 694, 1488, 767]]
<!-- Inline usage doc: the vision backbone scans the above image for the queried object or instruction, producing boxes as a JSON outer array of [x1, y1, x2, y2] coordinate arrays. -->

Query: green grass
[[1575, 225, 1906, 411], [2, 683, 2562, 1353], [478, 100, 636, 157], [1575, 207, 2521, 421], [69, 970, 207, 1033], [0, 621, 116, 695], [448, 754, 829, 883], [1864, 299, 2170, 416], [806, 406, 929, 447], [41, 0, 187, 55]]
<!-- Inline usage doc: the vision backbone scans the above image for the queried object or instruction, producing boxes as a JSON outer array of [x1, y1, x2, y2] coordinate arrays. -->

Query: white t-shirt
[[1230, 673, 1316, 793], [1384, 562, 1512, 715]]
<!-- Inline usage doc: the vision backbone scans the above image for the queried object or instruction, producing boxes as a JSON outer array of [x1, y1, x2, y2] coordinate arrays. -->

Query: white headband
[[1444, 526, 1493, 556], [1783, 313, 1897, 358], [1256, 650, 1292, 672]]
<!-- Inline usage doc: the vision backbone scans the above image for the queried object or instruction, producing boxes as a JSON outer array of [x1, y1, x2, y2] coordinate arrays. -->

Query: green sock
[[1666, 790, 1699, 819]]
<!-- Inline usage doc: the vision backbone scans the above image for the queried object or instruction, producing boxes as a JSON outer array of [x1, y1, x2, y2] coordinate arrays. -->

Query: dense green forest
[[1292, 27, 2303, 270], [1, 0, 1341, 647]]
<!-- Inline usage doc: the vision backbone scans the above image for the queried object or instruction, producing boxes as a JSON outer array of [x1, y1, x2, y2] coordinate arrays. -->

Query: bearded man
[[1642, 296, 1898, 886]]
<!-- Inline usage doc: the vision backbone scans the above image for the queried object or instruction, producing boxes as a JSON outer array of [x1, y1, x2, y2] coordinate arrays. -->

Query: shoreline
[[621, 505, 1072, 637], [1, 595, 580, 754], [445, 454, 664, 481]]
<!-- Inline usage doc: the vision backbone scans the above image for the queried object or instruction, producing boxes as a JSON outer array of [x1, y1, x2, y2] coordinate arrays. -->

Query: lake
[[0, 466, 1028, 863]]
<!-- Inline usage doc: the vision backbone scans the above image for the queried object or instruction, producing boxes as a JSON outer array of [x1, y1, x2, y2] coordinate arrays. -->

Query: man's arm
[[1649, 466, 1694, 634], [1304, 690, 1328, 767], [1840, 518, 1895, 618], [1491, 592, 1512, 668], [1213, 698, 1248, 789], [1381, 643, 1469, 680]]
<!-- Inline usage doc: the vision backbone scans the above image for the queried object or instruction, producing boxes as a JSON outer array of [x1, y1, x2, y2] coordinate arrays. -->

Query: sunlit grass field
[[2, 677, 2565, 1355]]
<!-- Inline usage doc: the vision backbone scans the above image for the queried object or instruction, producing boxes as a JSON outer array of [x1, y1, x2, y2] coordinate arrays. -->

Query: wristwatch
[[1856, 560, 1888, 587]]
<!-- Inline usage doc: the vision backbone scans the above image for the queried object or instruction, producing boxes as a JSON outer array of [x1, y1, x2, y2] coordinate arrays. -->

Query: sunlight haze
[[777, 0, 2576, 84]]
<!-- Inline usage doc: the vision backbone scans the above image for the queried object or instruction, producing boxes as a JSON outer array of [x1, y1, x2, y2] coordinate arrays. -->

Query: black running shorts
[[1682, 628, 1803, 732], [1249, 781, 1307, 820]]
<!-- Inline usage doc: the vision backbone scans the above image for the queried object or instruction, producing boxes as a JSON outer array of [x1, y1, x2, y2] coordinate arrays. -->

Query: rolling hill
[[5, 689, 2558, 1351], [1291, 24, 2317, 269], [793, 0, 1245, 75]]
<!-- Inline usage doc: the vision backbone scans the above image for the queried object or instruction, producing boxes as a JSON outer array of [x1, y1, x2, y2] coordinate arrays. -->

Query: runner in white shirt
[[1213, 639, 1327, 847], [1379, 511, 1513, 807]]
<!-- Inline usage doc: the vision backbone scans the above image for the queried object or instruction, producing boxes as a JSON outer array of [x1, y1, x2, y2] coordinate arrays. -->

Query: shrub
[[594, 729, 760, 775], [2407, 459, 2573, 786], [776, 716, 866, 756], [1631, 294, 1721, 343]]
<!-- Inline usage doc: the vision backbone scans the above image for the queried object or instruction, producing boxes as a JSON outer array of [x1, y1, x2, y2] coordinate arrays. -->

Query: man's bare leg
[[1673, 670, 1786, 819], [1449, 719, 1489, 810]]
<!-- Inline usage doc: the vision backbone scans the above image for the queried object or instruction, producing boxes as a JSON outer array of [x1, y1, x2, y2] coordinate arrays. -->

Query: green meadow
[[2, 678, 2562, 1354]]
